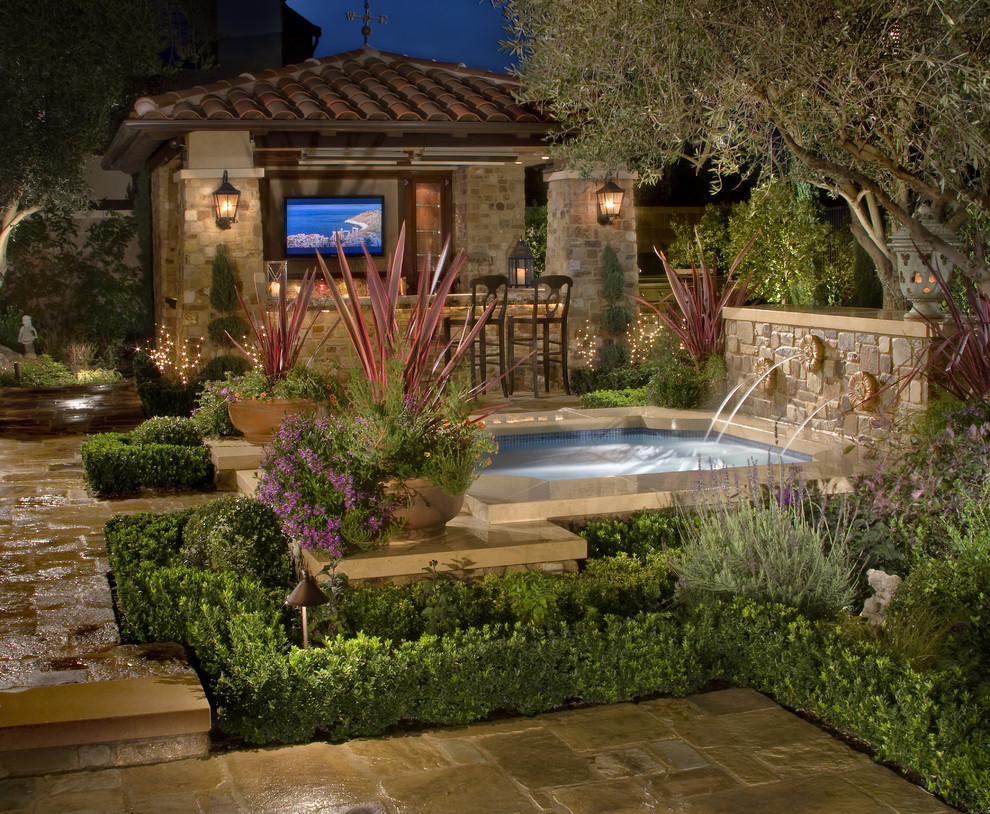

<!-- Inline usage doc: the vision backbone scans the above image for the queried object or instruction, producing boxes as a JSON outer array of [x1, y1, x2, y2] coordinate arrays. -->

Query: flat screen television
[[284, 196, 384, 257]]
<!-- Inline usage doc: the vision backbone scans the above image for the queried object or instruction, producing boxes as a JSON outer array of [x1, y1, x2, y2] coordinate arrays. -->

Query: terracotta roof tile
[[126, 46, 550, 127]]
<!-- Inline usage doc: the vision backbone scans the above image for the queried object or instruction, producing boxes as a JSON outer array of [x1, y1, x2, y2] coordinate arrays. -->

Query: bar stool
[[508, 274, 572, 397], [444, 274, 509, 395]]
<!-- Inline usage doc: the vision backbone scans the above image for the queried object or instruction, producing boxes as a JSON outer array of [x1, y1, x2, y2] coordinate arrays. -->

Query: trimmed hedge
[[81, 429, 212, 496], [104, 512, 990, 812], [578, 387, 649, 409]]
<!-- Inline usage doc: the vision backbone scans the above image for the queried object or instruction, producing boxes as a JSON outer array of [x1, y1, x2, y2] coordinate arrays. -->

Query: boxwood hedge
[[105, 510, 990, 813]]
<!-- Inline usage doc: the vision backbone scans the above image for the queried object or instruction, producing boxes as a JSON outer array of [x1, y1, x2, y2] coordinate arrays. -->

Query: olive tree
[[0, 0, 207, 286], [500, 0, 990, 307]]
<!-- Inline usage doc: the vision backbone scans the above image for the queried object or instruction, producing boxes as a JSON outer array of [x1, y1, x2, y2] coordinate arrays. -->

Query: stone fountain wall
[[722, 306, 934, 441]]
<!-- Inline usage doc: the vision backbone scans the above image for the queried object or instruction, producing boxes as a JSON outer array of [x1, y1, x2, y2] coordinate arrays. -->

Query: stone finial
[[861, 568, 902, 627]]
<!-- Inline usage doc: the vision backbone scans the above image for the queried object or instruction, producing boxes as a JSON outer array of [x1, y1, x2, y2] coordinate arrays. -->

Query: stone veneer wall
[[545, 169, 638, 385], [452, 165, 526, 282], [150, 161, 181, 349], [151, 162, 265, 370], [723, 306, 933, 440]]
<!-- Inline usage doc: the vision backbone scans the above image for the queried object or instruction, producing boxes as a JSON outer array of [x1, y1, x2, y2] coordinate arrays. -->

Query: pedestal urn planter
[[227, 398, 318, 444], [390, 478, 464, 543]]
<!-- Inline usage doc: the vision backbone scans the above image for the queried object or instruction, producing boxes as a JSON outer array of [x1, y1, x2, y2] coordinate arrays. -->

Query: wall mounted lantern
[[212, 171, 241, 230], [507, 238, 536, 287], [596, 179, 624, 226], [285, 573, 328, 649]]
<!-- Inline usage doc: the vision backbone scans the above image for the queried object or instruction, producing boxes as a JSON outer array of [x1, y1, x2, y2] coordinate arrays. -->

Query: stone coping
[[0, 675, 211, 753], [723, 305, 933, 337], [470, 406, 867, 524]]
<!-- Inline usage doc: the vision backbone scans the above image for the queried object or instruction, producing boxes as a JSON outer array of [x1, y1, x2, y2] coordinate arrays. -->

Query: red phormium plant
[[927, 270, 990, 401], [316, 223, 497, 416], [229, 264, 333, 381], [636, 230, 758, 364]]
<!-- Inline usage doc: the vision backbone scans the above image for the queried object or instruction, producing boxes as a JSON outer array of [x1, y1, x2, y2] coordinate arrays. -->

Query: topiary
[[598, 244, 633, 370], [207, 315, 250, 349], [199, 354, 251, 383], [209, 244, 238, 315], [180, 496, 295, 591], [130, 416, 204, 447]]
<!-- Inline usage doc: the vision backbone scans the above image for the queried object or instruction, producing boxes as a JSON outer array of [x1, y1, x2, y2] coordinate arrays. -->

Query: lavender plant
[[672, 474, 859, 620]]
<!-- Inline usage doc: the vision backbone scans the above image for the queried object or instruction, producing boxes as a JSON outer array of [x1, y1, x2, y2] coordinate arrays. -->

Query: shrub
[[690, 599, 990, 813], [0, 303, 23, 348], [883, 555, 990, 683], [199, 354, 251, 383], [598, 341, 631, 372], [572, 364, 653, 395], [578, 510, 688, 560], [0, 355, 75, 386], [74, 368, 123, 384], [207, 315, 250, 348], [853, 421, 990, 566], [80, 433, 212, 496], [579, 387, 649, 409], [647, 351, 704, 409], [103, 510, 990, 811], [136, 377, 199, 418], [673, 490, 859, 620], [129, 416, 203, 447], [180, 496, 295, 591]]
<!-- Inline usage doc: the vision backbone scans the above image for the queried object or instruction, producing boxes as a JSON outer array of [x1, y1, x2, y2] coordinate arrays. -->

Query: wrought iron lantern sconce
[[507, 238, 535, 287], [285, 573, 328, 649], [212, 171, 241, 230], [596, 179, 625, 226]]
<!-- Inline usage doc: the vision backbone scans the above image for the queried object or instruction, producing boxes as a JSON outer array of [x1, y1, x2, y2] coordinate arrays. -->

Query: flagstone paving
[[0, 433, 959, 813]]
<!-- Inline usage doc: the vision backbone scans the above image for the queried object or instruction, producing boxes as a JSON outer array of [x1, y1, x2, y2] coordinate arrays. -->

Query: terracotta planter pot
[[227, 398, 317, 444], [390, 478, 464, 542]]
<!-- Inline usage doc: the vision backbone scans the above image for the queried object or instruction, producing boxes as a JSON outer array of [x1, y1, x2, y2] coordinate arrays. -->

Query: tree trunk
[[848, 218, 908, 310]]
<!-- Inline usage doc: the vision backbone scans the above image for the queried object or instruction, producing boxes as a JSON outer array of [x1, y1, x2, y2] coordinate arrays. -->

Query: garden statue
[[861, 568, 902, 627], [17, 315, 38, 358]]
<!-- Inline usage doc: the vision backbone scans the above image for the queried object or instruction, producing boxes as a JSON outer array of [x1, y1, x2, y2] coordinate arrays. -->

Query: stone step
[[0, 675, 212, 776]]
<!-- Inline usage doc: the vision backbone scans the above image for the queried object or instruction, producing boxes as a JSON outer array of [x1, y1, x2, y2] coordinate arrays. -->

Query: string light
[[138, 326, 203, 385]]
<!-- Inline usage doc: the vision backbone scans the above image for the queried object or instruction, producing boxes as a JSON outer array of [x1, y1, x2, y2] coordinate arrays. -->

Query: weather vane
[[345, 1, 386, 46]]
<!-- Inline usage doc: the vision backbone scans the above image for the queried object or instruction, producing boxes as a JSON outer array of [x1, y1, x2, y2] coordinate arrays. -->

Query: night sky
[[285, 0, 518, 74]]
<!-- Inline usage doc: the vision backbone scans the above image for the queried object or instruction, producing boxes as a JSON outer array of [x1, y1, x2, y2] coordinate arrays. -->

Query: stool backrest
[[532, 274, 572, 322], [469, 274, 509, 325]]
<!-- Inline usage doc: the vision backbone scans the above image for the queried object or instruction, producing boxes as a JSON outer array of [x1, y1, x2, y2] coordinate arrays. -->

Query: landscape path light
[[285, 572, 328, 649]]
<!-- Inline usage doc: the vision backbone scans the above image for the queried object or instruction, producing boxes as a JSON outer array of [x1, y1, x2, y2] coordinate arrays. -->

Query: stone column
[[452, 165, 526, 284], [173, 168, 265, 369], [544, 169, 638, 373]]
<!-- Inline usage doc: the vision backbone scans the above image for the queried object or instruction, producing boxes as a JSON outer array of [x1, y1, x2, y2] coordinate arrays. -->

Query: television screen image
[[285, 196, 384, 257]]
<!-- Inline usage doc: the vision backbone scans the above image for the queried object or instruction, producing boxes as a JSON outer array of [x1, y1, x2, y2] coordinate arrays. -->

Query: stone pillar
[[151, 161, 182, 353], [173, 168, 265, 369], [545, 169, 638, 372], [452, 165, 526, 284]]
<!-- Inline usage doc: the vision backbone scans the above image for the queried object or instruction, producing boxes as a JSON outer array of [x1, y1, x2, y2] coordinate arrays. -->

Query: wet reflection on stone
[[0, 436, 214, 691]]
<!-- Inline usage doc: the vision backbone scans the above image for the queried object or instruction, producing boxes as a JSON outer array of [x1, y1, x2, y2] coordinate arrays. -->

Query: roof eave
[[102, 118, 557, 174]]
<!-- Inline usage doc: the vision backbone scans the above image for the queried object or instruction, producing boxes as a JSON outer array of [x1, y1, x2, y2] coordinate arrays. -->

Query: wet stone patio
[[0, 435, 958, 813]]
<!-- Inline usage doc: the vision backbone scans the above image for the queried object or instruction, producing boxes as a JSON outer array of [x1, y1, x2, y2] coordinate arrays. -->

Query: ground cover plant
[[0, 354, 122, 387]]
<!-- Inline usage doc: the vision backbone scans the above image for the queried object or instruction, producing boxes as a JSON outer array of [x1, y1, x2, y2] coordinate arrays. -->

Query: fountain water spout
[[708, 357, 789, 444]]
